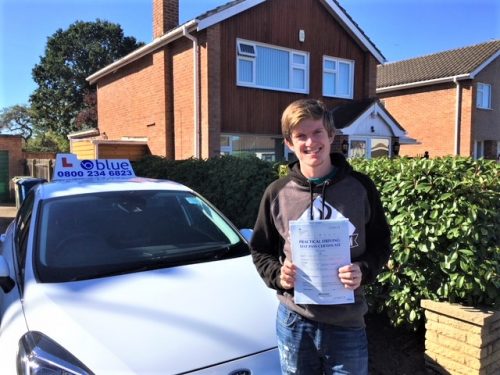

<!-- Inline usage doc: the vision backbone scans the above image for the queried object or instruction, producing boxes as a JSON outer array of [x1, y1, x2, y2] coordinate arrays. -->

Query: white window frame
[[236, 39, 309, 94], [474, 140, 484, 160], [322, 56, 355, 99], [476, 83, 492, 109]]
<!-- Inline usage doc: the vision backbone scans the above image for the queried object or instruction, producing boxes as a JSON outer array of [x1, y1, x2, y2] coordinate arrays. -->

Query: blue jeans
[[276, 303, 368, 375]]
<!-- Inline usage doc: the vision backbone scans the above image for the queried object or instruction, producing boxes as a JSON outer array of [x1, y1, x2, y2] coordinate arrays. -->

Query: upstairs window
[[476, 83, 492, 109], [236, 39, 309, 94], [322, 56, 354, 99]]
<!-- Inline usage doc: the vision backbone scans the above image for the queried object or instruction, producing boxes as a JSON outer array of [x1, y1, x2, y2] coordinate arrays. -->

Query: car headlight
[[17, 331, 93, 375]]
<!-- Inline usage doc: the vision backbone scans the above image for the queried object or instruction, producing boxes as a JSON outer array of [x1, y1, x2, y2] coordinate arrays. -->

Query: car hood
[[22, 255, 279, 374]]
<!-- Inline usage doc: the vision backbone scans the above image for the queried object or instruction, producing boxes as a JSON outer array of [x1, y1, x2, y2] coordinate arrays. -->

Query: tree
[[24, 130, 69, 153], [30, 19, 143, 136], [0, 105, 34, 141]]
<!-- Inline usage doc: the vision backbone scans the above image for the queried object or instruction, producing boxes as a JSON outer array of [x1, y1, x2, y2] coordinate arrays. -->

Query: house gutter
[[453, 76, 462, 155], [376, 74, 470, 94], [182, 26, 201, 159], [86, 20, 198, 85]]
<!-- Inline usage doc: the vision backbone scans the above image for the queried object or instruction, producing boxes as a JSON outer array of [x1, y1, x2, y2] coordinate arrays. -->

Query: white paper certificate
[[290, 219, 354, 305]]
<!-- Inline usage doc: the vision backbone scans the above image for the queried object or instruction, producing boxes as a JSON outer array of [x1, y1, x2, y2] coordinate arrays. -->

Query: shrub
[[351, 157, 500, 330], [133, 155, 279, 229]]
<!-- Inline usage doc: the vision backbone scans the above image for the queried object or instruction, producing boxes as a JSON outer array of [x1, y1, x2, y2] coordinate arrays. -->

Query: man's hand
[[338, 262, 363, 290], [279, 258, 296, 290]]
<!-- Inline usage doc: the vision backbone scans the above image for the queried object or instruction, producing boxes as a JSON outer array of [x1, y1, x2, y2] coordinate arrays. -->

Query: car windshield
[[35, 190, 247, 282]]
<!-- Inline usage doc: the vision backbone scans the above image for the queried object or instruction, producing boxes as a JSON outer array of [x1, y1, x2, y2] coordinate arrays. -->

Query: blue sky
[[1, 0, 498, 109]]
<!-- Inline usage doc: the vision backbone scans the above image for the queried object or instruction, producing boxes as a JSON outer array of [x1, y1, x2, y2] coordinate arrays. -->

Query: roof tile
[[377, 40, 500, 88]]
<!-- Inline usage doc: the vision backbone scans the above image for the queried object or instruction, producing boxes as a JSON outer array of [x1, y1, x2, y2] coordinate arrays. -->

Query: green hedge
[[133, 155, 279, 229], [135, 155, 499, 331], [351, 157, 499, 330]]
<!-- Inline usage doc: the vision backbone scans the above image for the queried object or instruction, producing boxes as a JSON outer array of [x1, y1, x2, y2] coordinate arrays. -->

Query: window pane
[[477, 83, 491, 109], [238, 59, 253, 83], [292, 68, 305, 90], [371, 138, 389, 158], [238, 43, 255, 56], [338, 62, 351, 96], [324, 59, 335, 70], [220, 134, 277, 161], [293, 53, 305, 65], [256, 46, 289, 88], [350, 140, 366, 158], [323, 72, 335, 96]]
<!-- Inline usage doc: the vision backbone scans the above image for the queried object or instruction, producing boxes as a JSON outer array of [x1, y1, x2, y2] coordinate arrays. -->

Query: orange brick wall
[[379, 82, 475, 157], [172, 38, 196, 159], [96, 52, 169, 157], [204, 25, 222, 158]]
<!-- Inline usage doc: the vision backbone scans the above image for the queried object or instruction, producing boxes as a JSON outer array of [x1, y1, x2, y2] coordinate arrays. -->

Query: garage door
[[0, 150, 8, 202]]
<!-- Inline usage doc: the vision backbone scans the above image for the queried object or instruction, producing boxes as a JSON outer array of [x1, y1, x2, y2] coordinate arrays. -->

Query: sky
[[0, 0, 499, 110]]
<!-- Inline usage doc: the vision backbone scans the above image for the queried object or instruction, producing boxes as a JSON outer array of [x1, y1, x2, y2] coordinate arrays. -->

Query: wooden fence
[[24, 159, 55, 181]]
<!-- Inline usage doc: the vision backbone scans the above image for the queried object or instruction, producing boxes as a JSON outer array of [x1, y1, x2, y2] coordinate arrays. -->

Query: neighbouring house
[[87, 0, 412, 161], [377, 40, 500, 159]]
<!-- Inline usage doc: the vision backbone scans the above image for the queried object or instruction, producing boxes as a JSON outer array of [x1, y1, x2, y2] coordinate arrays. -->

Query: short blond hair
[[281, 99, 335, 142]]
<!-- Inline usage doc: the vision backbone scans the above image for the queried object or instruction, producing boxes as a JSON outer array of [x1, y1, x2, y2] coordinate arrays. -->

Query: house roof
[[330, 98, 416, 144], [330, 98, 375, 129], [377, 40, 500, 92], [87, 0, 385, 84]]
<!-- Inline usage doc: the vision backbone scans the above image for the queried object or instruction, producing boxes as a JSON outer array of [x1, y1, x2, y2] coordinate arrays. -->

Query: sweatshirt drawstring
[[309, 179, 332, 220], [320, 179, 331, 220], [309, 181, 315, 220]]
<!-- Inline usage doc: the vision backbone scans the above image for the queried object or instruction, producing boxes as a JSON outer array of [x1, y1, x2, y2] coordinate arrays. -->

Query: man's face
[[285, 118, 334, 178]]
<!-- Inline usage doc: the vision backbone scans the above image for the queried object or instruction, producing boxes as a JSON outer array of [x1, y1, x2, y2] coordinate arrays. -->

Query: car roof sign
[[53, 153, 136, 181]]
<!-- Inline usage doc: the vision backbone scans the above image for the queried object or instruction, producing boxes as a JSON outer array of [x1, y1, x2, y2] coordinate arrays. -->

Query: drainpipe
[[453, 76, 462, 155], [182, 26, 200, 159]]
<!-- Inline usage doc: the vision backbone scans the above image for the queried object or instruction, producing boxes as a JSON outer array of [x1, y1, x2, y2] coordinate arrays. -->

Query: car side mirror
[[0, 256, 15, 293], [239, 228, 253, 243]]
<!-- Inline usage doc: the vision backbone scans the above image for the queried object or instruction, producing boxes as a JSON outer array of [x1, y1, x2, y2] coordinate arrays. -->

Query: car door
[[0, 191, 35, 373]]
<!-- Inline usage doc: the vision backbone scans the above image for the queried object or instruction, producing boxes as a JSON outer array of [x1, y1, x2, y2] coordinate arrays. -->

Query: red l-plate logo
[[62, 157, 73, 168]]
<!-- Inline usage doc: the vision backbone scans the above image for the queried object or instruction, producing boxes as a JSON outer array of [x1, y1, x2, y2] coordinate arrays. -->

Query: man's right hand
[[279, 258, 296, 290]]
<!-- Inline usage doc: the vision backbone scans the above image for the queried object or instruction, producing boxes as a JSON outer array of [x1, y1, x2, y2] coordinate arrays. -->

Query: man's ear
[[284, 138, 293, 149], [329, 132, 335, 144]]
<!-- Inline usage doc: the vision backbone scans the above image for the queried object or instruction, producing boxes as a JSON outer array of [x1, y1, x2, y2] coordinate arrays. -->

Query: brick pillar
[[153, 0, 179, 39], [421, 300, 500, 375]]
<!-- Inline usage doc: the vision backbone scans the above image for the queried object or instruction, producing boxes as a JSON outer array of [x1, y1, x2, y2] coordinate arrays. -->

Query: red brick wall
[[172, 38, 196, 159], [96, 52, 170, 157], [204, 25, 222, 158], [379, 82, 475, 157]]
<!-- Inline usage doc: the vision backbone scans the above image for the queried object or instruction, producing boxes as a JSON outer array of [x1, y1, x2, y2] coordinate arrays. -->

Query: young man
[[250, 99, 391, 374]]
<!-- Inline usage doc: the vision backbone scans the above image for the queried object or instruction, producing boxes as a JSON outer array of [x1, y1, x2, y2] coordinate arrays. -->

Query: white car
[[0, 154, 280, 375]]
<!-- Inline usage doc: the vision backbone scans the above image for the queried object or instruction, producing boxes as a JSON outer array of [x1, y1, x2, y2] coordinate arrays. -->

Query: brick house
[[88, 0, 412, 161], [377, 40, 500, 159]]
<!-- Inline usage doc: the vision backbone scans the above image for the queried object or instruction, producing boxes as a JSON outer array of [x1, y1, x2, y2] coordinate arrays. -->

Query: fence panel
[[25, 159, 54, 181]]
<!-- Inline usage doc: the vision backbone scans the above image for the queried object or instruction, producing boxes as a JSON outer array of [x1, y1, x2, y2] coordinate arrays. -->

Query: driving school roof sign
[[53, 153, 136, 181]]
